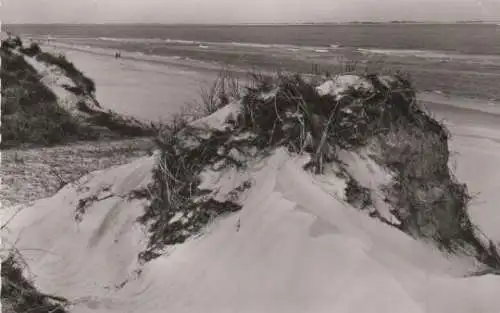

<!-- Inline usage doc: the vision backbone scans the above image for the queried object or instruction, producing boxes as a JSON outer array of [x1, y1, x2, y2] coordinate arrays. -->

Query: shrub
[[20, 42, 42, 57], [138, 114, 255, 261], [1, 35, 23, 50], [141, 68, 500, 271], [237, 73, 419, 173]]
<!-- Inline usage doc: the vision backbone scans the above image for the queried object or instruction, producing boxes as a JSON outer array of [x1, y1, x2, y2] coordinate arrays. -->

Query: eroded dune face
[[5, 74, 500, 313]]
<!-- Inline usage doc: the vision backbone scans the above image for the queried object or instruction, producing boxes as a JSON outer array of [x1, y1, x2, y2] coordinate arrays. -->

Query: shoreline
[[44, 42, 500, 121]]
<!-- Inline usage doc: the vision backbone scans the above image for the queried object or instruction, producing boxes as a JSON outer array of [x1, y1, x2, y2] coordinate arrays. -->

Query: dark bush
[[20, 42, 42, 56], [1, 35, 23, 50]]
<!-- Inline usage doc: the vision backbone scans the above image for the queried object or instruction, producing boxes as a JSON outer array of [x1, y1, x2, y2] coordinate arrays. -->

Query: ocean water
[[6, 23, 500, 55]]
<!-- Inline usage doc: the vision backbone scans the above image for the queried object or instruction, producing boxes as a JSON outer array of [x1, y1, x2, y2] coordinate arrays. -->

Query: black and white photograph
[[2, 0, 500, 312]]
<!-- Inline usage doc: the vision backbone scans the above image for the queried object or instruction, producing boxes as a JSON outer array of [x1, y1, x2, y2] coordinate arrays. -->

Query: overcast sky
[[2, 0, 499, 24]]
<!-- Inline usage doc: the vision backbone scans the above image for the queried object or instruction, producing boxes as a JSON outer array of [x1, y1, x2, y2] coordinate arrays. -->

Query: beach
[[41, 46, 220, 122], [11, 22, 500, 103]]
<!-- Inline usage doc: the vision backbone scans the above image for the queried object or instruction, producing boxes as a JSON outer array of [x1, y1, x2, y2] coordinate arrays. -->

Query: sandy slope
[[4, 145, 500, 313]]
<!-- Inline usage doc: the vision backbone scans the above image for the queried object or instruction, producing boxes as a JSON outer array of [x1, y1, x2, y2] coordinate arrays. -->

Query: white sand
[[3, 49, 500, 312], [4, 144, 500, 313]]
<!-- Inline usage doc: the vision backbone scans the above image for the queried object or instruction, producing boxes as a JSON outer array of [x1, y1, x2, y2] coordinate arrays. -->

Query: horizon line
[[4, 19, 500, 26]]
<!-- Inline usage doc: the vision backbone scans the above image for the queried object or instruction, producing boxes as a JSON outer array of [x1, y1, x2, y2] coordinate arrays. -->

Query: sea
[[6, 23, 500, 55], [5, 23, 500, 100]]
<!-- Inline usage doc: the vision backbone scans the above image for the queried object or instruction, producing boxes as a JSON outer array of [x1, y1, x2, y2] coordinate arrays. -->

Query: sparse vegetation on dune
[[1, 36, 154, 148], [141, 69, 500, 272], [1, 46, 98, 147], [138, 112, 253, 261], [35, 51, 96, 95]]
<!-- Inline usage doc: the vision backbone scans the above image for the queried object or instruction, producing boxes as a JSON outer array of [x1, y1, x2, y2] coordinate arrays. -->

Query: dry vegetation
[[140, 69, 500, 273], [1, 43, 97, 147], [1, 37, 154, 149]]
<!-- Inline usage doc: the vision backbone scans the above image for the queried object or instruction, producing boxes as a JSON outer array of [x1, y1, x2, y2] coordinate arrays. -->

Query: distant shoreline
[[5, 21, 500, 27]]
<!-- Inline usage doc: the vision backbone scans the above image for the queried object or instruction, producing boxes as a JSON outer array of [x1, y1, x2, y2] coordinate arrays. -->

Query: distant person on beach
[[115, 51, 121, 59]]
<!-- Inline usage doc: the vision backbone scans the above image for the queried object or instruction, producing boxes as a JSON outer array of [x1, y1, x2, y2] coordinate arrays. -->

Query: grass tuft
[[1, 252, 69, 313]]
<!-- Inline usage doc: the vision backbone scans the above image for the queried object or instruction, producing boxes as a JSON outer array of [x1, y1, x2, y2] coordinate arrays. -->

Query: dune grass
[[1, 48, 97, 148], [1, 38, 155, 148]]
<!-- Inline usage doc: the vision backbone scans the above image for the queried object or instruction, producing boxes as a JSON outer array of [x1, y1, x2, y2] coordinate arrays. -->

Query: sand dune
[[4, 46, 500, 313], [4, 112, 500, 313], [48, 46, 500, 244]]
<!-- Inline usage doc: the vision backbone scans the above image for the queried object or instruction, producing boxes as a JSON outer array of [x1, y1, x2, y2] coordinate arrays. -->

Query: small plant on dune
[[198, 68, 241, 115]]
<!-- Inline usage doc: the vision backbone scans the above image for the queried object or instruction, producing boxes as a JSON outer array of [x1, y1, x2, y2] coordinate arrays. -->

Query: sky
[[1, 0, 500, 24]]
